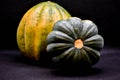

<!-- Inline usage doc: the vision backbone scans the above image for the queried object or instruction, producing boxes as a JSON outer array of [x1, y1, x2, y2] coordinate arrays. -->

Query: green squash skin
[[46, 17, 104, 69], [16, 1, 71, 61]]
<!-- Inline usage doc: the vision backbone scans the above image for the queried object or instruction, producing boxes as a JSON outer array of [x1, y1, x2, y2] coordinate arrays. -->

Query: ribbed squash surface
[[17, 1, 71, 60], [46, 17, 104, 68]]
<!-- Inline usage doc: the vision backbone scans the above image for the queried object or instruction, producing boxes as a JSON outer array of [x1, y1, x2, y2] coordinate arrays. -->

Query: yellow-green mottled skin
[[17, 1, 71, 60]]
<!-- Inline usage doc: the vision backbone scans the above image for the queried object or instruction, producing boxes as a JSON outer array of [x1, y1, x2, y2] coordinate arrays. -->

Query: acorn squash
[[16, 1, 71, 60], [46, 17, 104, 68]]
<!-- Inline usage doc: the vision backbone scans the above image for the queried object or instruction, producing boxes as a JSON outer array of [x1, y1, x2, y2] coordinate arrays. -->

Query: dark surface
[[0, 46, 120, 80]]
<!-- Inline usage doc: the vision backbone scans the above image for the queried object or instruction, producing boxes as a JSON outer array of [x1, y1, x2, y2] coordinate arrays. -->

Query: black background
[[1, 0, 120, 50]]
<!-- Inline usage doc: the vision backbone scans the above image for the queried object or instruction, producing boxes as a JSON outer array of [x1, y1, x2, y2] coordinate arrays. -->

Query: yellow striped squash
[[16, 1, 71, 60]]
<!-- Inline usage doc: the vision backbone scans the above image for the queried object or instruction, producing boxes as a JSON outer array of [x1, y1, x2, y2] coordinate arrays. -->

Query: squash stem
[[74, 39, 83, 49]]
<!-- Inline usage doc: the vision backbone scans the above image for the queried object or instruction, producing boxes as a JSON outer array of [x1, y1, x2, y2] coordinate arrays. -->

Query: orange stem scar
[[74, 39, 83, 49]]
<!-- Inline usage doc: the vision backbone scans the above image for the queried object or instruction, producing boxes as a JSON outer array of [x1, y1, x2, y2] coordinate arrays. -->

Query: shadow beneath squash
[[14, 51, 103, 77], [13, 51, 54, 68], [51, 67, 102, 77], [4, 50, 102, 77], [1, 50, 103, 77]]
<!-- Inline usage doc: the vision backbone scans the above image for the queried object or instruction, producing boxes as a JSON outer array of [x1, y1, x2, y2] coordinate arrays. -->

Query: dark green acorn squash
[[46, 17, 104, 68]]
